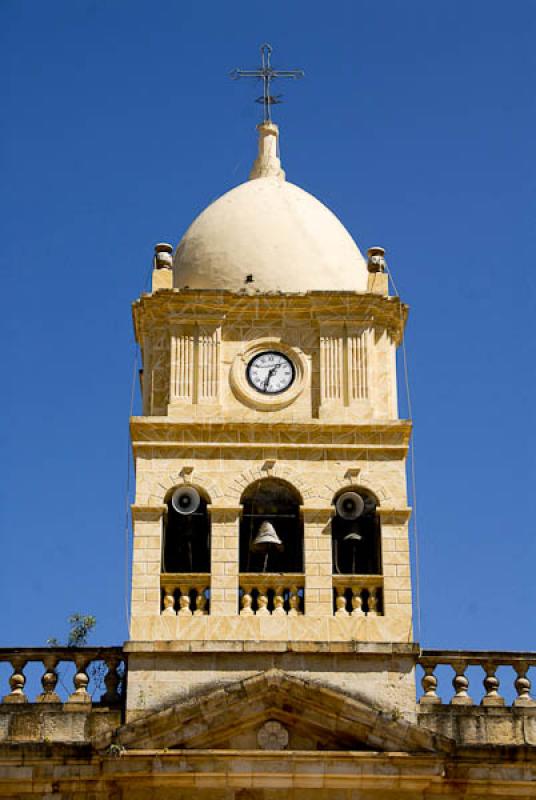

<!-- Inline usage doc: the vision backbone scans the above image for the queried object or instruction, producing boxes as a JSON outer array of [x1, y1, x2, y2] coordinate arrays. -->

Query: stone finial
[[153, 242, 173, 270], [152, 243, 173, 291], [367, 246, 386, 273], [367, 246, 389, 295], [249, 122, 286, 180]]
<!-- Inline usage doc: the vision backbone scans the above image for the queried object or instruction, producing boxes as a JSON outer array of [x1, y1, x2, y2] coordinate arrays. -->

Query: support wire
[[385, 264, 423, 643], [124, 344, 139, 638], [123, 262, 152, 638]]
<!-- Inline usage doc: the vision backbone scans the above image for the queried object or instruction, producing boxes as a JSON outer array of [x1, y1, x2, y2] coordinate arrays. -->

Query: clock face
[[247, 351, 295, 395]]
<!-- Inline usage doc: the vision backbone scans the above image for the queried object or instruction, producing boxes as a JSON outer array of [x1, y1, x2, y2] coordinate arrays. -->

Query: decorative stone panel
[[142, 332, 170, 415], [169, 323, 221, 407]]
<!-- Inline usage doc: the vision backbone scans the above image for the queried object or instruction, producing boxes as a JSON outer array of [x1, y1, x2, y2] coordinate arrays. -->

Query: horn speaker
[[171, 486, 201, 515], [336, 491, 365, 520]]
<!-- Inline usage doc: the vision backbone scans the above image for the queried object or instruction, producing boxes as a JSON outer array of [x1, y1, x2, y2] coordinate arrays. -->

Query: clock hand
[[263, 365, 278, 390]]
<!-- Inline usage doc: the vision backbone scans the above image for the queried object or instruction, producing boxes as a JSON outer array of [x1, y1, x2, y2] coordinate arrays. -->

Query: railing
[[239, 574, 304, 616], [160, 573, 210, 615], [0, 647, 125, 706], [332, 575, 383, 616], [418, 651, 536, 707]]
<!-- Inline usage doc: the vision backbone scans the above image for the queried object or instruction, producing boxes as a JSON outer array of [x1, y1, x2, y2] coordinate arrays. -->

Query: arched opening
[[239, 478, 303, 573], [162, 485, 211, 574], [331, 487, 381, 575]]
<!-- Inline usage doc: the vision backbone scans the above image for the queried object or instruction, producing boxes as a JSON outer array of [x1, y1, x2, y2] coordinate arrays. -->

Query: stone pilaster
[[303, 508, 333, 617], [378, 508, 412, 618], [130, 505, 166, 620], [209, 507, 241, 616], [169, 324, 195, 404]]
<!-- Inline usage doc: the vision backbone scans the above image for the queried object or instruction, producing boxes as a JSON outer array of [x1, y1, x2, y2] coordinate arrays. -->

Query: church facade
[[0, 121, 535, 799]]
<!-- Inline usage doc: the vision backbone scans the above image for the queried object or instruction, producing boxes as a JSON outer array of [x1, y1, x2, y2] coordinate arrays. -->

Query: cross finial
[[231, 43, 304, 122]]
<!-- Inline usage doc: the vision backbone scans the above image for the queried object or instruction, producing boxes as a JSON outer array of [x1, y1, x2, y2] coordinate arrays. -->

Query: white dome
[[172, 124, 368, 293]]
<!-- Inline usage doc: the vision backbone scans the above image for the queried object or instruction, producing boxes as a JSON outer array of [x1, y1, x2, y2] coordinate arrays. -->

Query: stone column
[[130, 505, 166, 633], [209, 507, 241, 616], [303, 508, 333, 617]]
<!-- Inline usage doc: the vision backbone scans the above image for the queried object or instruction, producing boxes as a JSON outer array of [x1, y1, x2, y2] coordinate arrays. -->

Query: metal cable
[[385, 264, 422, 643], [123, 261, 152, 637], [124, 344, 139, 638]]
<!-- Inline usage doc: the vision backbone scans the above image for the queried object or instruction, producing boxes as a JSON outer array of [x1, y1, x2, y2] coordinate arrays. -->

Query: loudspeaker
[[171, 486, 201, 515], [335, 491, 365, 520]]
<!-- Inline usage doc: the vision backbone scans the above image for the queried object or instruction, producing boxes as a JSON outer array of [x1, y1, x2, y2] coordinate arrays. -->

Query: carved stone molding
[[132, 289, 408, 345], [302, 507, 334, 523], [131, 420, 412, 448], [377, 507, 412, 523], [209, 507, 242, 523], [130, 504, 167, 521]]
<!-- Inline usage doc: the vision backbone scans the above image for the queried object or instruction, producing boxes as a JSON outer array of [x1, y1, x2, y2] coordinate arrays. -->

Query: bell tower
[[126, 121, 415, 722]]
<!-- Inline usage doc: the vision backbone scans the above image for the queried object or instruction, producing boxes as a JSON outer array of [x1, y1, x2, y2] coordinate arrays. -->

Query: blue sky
[[1, 0, 535, 651]]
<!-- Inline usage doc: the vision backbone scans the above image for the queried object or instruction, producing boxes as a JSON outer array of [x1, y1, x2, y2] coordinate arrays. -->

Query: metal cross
[[230, 43, 304, 122]]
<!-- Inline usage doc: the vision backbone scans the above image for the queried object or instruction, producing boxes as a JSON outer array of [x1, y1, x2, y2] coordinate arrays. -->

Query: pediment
[[98, 670, 453, 755]]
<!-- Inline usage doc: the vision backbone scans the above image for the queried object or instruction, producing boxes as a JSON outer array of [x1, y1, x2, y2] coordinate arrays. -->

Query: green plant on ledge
[[47, 613, 97, 648]]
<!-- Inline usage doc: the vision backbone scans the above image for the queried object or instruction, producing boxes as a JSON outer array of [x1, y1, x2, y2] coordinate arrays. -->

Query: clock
[[246, 351, 295, 395]]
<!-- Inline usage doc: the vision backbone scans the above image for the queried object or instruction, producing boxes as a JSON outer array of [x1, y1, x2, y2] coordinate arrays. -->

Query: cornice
[[377, 507, 413, 523], [129, 418, 412, 453], [131, 503, 167, 520], [132, 289, 409, 345]]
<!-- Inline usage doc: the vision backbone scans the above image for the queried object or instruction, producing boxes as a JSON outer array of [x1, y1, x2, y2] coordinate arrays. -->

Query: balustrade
[[0, 648, 125, 706], [418, 651, 536, 707], [160, 573, 210, 616], [332, 575, 383, 616], [239, 574, 304, 616]]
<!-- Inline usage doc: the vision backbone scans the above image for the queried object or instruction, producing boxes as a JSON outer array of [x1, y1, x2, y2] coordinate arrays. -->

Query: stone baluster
[[68, 655, 91, 704], [367, 588, 378, 616], [161, 586, 176, 616], [193, 588, 208, 616], [177, 590, 192, 617], [335, 588, 349, 617], [273, 586, 286, 616], [288, 586, 302, 616], [37, 655, 60, 703], [514, 662, 535, 707], [240, 587, 254, 616], [419, 664, 441, 705], [351, 587, 364, 616], [256, 586, 270, 616], [3, 658, 27, 704], [101, 656, 122, 705], [481, 662, 504, 706], [450, 661, 472, 705]]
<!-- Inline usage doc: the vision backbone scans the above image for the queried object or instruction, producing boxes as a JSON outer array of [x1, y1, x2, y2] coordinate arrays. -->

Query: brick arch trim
[[225, 464, 320, 505], [148, 472, 224, 506], [322, 472, 391, 506]]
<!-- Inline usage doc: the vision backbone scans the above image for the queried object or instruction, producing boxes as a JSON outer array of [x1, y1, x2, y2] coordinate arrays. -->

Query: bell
[[250, 521, 284, 553]]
